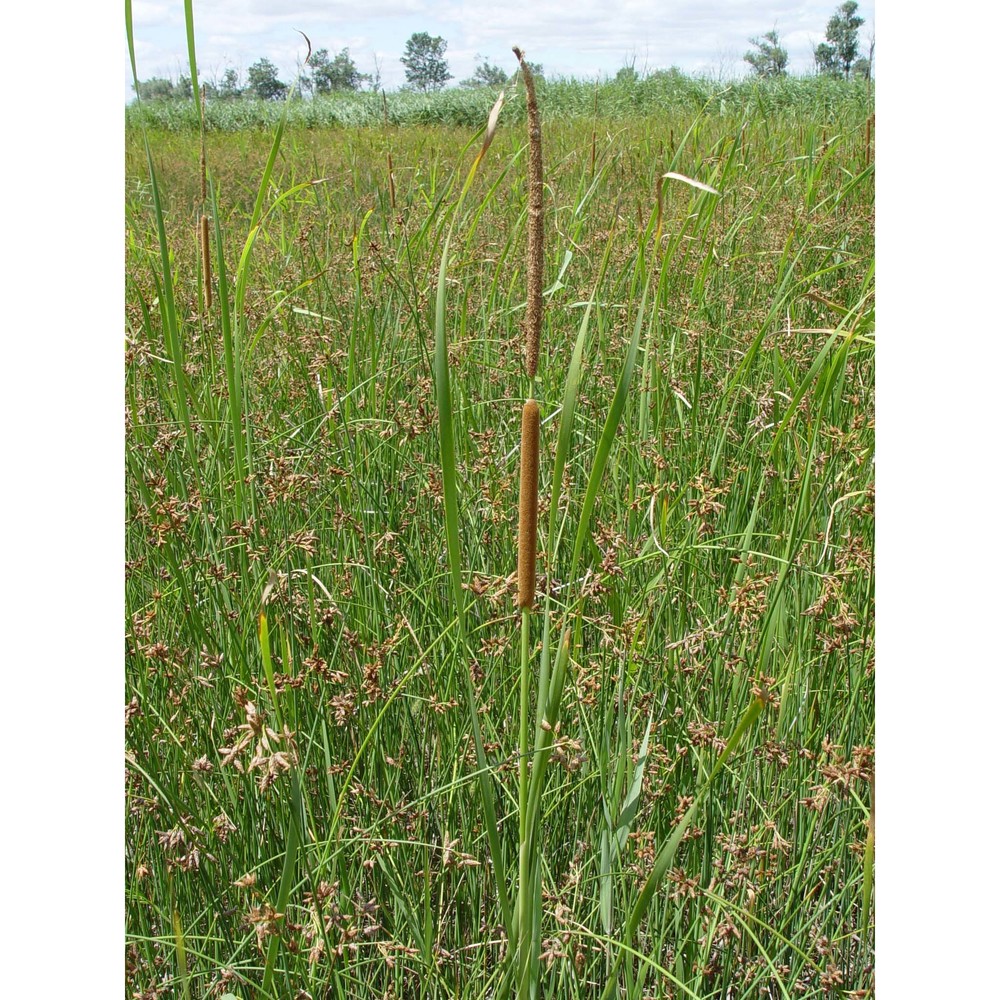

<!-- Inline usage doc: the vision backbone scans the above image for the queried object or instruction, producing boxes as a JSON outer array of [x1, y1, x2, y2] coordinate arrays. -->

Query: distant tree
[[852, 33, 875, 81], [400, 32, 452, 92], [745, 29, 788, 78], [176, 74, 194, 100], [851, 57, 871, 80], [307, 47, 367, 94], [218, 67, 243, 100], [247, 58, 287, 100], [135, 76, 176, 101], [461, 58, 508, 88], [813, 42, 839, 76], [814, 2, 865, 78], [615, 65, 639, 85]]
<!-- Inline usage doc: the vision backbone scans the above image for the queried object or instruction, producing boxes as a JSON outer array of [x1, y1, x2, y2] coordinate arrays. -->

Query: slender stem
[[517, 836, 534, 999], [518, 607, 532, 838], [516, 603, 533, 995]]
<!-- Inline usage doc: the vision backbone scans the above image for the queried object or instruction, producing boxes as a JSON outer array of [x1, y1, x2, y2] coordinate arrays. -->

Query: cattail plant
[[512, 45, 545, 1000]]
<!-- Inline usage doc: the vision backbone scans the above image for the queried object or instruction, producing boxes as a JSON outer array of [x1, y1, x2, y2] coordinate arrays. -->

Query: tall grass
[[125, 73, 873, 132], [126, 12, 874, 996]]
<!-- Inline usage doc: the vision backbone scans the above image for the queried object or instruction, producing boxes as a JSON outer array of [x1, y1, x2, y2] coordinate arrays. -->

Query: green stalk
[[516, 606, 535, 999], [861, 775, 875, 937], [566, 250, 652, 593], [262, 784, 300, 996], [169, 873, 191, 1000], [210, 180, 247, 526], [258, 606, 299, 994], [535, 229, 617, 745], [433, 117, 514, 942], [518, 608, 532, 839]]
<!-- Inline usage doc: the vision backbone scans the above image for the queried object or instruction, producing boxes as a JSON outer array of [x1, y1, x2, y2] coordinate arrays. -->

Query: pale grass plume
[[655, 171, 720, 242]]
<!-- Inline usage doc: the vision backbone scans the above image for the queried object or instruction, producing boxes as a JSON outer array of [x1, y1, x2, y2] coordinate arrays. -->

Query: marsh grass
[[125, 12, 874, 995], [125, 73, 873, 133]]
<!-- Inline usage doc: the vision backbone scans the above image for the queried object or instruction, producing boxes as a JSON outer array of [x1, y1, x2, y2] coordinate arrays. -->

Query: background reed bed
[[125, 72, 874, 132], [125, 11, 874, 995]]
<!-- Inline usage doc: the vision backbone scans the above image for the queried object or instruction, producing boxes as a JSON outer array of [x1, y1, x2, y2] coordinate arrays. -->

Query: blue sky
[[126, 0, 875, 100]]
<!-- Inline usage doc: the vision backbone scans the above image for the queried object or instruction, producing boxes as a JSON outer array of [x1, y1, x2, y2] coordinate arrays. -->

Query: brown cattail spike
[[517, 399, 540, 609], [200, 214, 212, 311], [513, 47, 543, 380]]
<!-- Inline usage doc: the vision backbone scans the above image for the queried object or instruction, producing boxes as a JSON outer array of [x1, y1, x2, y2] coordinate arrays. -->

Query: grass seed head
[[514, 47, 543, 379]]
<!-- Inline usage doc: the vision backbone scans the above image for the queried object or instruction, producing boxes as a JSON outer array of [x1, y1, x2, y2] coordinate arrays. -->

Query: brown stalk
[[200, 213, 212, 311], [513, 46, 543, 380], [517, 399, 540, 610], [654, 175, 664, 243]]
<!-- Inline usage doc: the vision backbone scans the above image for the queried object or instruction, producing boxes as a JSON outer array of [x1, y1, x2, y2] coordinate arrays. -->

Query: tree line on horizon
[[133, 3, 870, 103]]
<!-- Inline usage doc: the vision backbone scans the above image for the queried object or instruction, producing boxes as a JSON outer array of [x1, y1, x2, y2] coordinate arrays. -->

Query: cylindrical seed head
[[517, 399, 540, 610]]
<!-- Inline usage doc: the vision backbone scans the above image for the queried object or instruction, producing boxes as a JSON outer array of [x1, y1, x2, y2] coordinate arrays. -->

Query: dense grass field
[[125, 71, 874, 999], [124, 72, 873, 131]]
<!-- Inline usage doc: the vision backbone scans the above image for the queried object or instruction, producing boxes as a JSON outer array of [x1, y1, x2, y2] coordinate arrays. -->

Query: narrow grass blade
[[210, 180, 247, 522], [182, 0, 201, 116], [861, 776, 875, 937], [568, 258, 653, 588], [261, 793, 300, 994], [434, 231, 513, 940], [601, 704, 654, 935], [170, 898, 191, 1000]]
